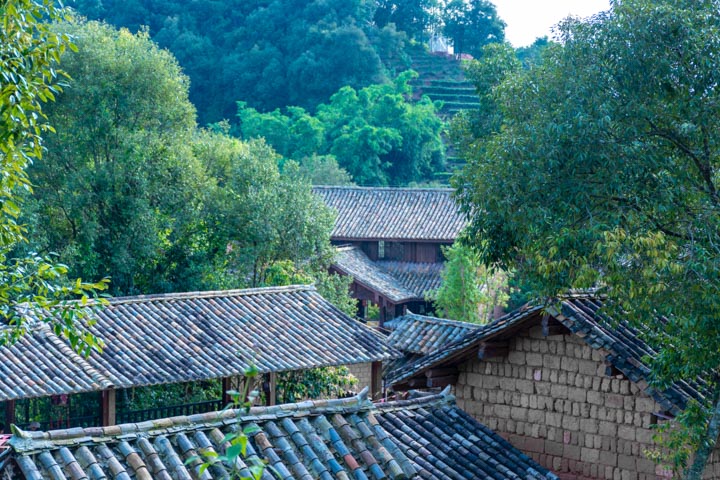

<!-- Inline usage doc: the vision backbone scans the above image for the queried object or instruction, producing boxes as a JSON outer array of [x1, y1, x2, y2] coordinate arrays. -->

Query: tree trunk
[[686, 390, 720, 480]]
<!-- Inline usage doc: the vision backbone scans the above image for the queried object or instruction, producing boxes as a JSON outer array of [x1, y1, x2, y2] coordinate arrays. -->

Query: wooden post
[[266, 372, 276, 406], [4, 400, 15, 433], [371, 362, 382, 400], [101, 389, 116, 426], [222, 377, 232, 406]]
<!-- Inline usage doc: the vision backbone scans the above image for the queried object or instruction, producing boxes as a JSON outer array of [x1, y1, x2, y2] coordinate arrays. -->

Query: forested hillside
[[74, 0, 402, 125]]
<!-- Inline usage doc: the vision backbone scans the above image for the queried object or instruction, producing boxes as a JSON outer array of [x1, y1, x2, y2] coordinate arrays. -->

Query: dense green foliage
[[453, 0, 720, 475], [25, 21, 199, 295], [237, 71, 446, 186], [276, 366, 358, 404], [23, 21, 337, 296], [442, 0, 505, 58], [0, 0, 107, 353], [429, 243, 508, 324], [374, 0, 437, 41], [451, 42, 520, 159], [73, 0, 399, 125]]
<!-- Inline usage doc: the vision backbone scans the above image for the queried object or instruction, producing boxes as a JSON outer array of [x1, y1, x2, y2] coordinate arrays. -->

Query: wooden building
[[314, 186, 466, 324], [387, 295, 720, 479], [0, 285, 399, 432]]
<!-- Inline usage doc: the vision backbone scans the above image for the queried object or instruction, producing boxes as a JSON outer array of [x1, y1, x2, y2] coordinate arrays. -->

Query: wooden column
[[101, 389, 116, 426], [371, 362, 383, 400], [265, 372, 276, 406], [4, 400, 15, 433], [222, 377, 233, 406]]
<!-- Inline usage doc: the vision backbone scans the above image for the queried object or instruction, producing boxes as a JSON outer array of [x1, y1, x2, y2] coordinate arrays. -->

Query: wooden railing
[[116, 399, 224, 424]]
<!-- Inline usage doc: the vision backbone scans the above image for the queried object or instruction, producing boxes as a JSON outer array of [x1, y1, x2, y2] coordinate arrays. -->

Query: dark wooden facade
[[334, 240, 448, 263]]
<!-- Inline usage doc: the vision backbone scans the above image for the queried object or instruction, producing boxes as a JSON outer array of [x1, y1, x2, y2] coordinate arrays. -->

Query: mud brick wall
[[454, 325, 720, 480], [346, 362, 372, 390]]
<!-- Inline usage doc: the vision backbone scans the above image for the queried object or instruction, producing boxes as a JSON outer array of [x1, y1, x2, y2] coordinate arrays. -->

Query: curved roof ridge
[[11, 387, 372, 451], [400, 312, 483, 328], [313, 185, 454, 192], [374, 386, 454, 413], [106, 284, 315, 306]]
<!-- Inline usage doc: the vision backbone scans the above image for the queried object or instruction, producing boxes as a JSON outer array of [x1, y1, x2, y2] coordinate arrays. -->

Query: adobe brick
[[578, 359, 598, 376], [524, 436, 545, 453], [618, 454, 636, 470], [560, 356, 578, 372], [568, 387, 587, 403], [508, 350, 526, 365], [635, 458, 656, 474], [564, 444, 581, 461], [551, 384, 569, 399], [605, 394, 624, 409], [580, 418, 599, 434], [635, 427, 653, 444], [543, 354, 561, 369], [511, 406, 528, 422], [587, 391, 604, 405], [599, 450, 617, 467], [599, 421, 617, 437], [546, 440, 564, 456], [562, 415, 580, 431], [495, 404, 510, 418], [546, 412, 562, 428], [515, 379, 534, 394]]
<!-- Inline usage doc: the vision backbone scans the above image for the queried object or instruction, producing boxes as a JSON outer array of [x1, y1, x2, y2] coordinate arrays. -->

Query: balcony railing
[[116, 399, 224, 424]]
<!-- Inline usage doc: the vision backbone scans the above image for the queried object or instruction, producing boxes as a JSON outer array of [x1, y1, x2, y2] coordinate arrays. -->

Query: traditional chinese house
[[387, 294, 720, 479], [0, 285, 399, 432], [314, 186, 466, 324]]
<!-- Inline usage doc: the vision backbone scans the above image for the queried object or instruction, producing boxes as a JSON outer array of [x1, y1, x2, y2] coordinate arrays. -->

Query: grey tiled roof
[[556, 296, 708, 414], [386, 295, 706, 415], [314, 186, 466, 241], [5, 387, 558, 479], [334, 247, 421, 303], [376, 261, 444, 298], [334, 247, 442, 303], [0, 286, 400, 401], [384, 314, 480, 355], [0, 324, 112, 401], [385, 305, 544, 387]]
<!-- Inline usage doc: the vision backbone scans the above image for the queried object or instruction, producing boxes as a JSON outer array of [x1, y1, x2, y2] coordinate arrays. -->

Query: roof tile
[[314, 187, 465, 242], [0, 286, 400, 401], [6, 388, 557, 479]]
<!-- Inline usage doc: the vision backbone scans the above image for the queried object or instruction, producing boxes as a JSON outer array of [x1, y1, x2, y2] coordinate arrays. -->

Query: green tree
[[516, 36, 550, 69], [296, 155, 355, 186], [451, 41, 520, 159], [374, 0, 439, 41], [238, 71, 446, 186], [442, 0, 505, 59], [74, 0, 389, 124], [429, 243, 508, 324], [195, 132, 336, 288], [24, 21, 201, 296], [0, 0, 107, 352], [453, 0, 720, 476]]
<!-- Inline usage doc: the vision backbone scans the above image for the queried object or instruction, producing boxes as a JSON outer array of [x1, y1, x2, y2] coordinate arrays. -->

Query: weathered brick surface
[[346, 362, 372, 388], [455, 328, 720, 479]]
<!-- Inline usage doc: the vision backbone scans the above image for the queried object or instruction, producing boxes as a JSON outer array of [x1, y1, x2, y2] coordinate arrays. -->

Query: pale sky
[[492, 0, 612, 47]]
